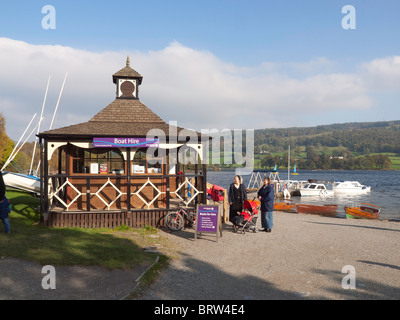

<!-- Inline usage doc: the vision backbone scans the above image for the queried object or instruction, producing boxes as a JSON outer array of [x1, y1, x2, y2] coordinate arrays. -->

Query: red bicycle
[[164, 202, 196, 231]]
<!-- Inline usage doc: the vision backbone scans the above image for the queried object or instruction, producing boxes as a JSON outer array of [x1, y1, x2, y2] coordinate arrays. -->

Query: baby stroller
[[232, 199, 260, 233]]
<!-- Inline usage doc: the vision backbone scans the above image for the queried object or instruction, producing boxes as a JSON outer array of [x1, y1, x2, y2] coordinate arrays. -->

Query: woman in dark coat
[[228, 175, 247, 223]]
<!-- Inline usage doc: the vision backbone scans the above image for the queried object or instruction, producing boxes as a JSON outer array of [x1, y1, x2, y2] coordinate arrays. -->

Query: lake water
[[206, 169, 400, 221]]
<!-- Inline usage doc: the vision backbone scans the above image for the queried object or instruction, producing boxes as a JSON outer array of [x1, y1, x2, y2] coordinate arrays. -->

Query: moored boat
[[332, 181, 371, 194], [344, 203, 380, 220], [299, 182, 334, 197], [296, 204, 338, 216]]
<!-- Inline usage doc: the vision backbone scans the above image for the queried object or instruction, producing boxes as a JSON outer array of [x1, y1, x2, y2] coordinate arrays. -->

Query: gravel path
[[138, 212, 400, 300]]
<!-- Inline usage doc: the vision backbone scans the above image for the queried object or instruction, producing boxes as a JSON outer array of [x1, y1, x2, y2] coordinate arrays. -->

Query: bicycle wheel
[[165, 212, 185, 231], [188, 213, 197, 229]]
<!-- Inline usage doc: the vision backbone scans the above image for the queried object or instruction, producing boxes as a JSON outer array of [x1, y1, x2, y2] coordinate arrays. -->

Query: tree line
[[0, 113, 14, 168], [260, 149, 392, 170], [254, 120, 400, 155]]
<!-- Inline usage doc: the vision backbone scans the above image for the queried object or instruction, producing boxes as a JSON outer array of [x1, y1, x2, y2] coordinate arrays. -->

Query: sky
[[1, 0, 400, 141]]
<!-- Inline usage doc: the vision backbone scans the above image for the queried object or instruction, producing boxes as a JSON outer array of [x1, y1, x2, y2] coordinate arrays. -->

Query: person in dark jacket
[[228, 175, 247, 224], [0, 173, 10, 233], [257, 177, 274, 232], [0, 172, 5, 201]]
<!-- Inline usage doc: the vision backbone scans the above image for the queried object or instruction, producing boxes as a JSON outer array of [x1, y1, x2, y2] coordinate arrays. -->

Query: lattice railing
[[49, 177, 203, 211]]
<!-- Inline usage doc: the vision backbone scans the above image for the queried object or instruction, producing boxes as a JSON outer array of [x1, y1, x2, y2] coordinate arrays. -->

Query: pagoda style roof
[[38, 120, 185, 138], [38, 97, 191, 138], [38, 58, 200, 140]]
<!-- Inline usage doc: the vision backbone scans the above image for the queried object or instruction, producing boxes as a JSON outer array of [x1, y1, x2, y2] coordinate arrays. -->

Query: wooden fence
[[45, 209, 195, 229], [45, 183, 228, 229]]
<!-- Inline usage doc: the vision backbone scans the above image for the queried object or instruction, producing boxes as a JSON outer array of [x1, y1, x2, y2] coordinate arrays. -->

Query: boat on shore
[[344, 203, 380, 220], [333, 181, 371, 194], [274, 200, 296, 212], [296, 204, 338, 216], [299, 182, 334, 197], [1, 171, 41, 194]]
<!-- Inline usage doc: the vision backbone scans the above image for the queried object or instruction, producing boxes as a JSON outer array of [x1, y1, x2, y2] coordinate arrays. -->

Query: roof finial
[[126, 56, 130, 67]]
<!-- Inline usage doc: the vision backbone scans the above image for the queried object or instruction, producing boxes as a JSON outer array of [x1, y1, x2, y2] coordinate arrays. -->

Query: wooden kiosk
[[38, 58, 207, 228]]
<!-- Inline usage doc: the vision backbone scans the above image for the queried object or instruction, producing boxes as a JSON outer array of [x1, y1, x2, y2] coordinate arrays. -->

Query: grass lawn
[[389, 155, 400, 170], [0, 190, 169, 271]]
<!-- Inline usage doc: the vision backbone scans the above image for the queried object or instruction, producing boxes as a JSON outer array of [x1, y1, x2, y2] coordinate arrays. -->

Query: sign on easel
[[194, 204, 222, 242]]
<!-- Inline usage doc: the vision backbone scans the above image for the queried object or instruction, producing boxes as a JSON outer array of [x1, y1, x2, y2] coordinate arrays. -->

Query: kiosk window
[[132, 148, 163, 174], [71, 146, 124, 174]]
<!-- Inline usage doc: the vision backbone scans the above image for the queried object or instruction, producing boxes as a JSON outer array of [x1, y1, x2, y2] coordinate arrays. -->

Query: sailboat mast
[[49, 72, 68, 130], [288, 145, 290, 183], [30, 75, 50, 175], [4, 118, 43, 168], [1, 113, 37, 171], [36, 72, 68, 174]]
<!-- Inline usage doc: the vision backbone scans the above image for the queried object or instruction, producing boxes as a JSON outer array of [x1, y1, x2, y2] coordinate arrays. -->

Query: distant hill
[[254, 120, 400, 155]]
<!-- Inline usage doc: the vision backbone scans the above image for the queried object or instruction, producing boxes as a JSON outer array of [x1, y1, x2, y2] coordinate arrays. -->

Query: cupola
[[112, 56, 143, 99]]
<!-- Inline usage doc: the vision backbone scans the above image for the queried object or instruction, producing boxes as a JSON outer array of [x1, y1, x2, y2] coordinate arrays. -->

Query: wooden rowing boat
[[274, 201, 296, 212], [296, 204, 338, 216], [344, 203, 380, 220]]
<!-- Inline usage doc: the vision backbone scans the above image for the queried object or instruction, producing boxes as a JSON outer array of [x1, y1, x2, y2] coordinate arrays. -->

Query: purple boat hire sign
[[196, 205, 219, 233], [93, 137, 159, 148]]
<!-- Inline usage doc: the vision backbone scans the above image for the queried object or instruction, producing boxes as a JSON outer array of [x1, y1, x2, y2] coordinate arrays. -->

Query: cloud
[[0, 37, 379, 141], [261, 57, 337, 76], [134, 41, 373, 130], [359, 56, 400, 90]]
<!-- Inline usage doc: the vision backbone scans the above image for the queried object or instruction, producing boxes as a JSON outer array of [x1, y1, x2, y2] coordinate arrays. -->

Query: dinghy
[[274, 200, 296, 212], [344, 203, 380, 220], [2, 171, 40, 194], [296, 204, 338, 216]]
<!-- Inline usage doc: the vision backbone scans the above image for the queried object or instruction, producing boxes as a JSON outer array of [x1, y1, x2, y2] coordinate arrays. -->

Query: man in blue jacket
[[257, 177, 274, 232]]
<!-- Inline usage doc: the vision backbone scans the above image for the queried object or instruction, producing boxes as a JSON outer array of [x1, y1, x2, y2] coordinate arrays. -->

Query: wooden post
[[194, 163, 198, 206], [127, 147, 131, 211], [166, 171, 170, 209], [44, 141, 49, 213], [223, 189, 229, 223], [39, 137, 44, 223], [202, 163, 207, 204], [86, 177, 91, 211]]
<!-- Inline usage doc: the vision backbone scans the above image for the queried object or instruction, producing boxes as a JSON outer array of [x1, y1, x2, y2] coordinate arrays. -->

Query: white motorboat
[[332, 181, 371, 194], [299, 182, 334, 197], [2, 171, 41, 194]]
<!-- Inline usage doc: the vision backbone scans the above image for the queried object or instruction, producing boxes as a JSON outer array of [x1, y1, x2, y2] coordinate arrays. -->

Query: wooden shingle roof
[[38, 97, 189, 138], [90, 99, 164, 123], [38, 121, 186, 138]]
